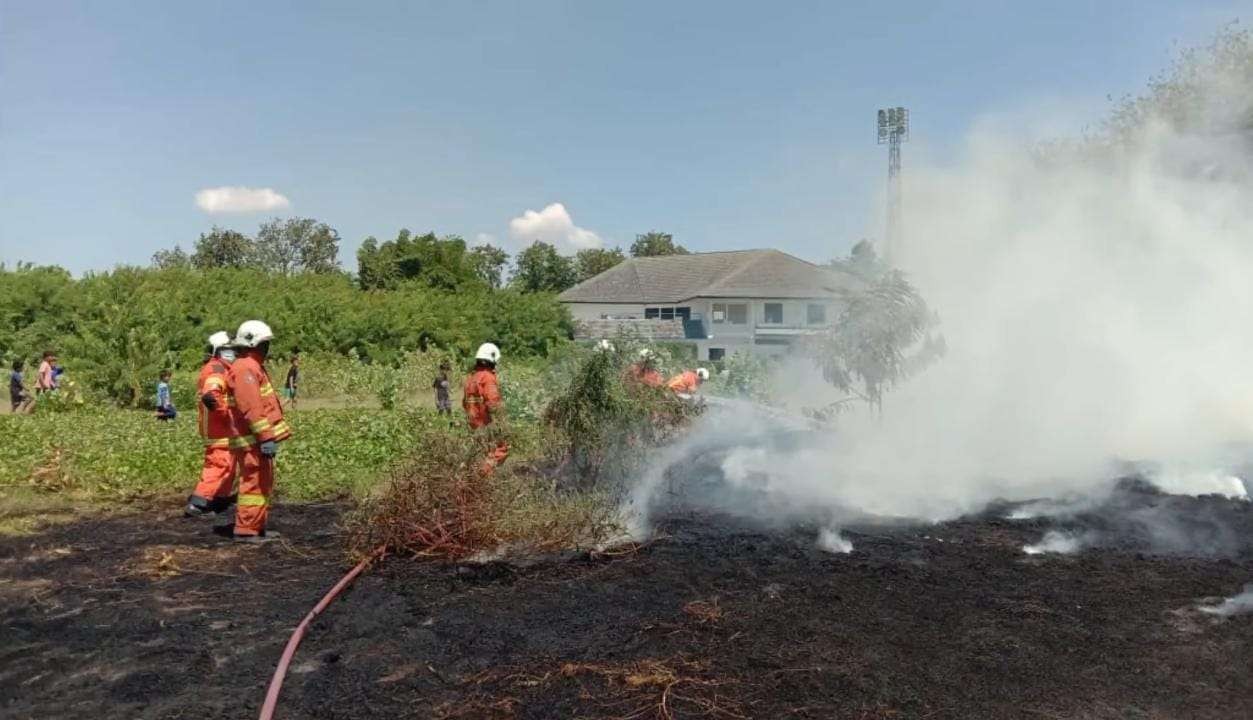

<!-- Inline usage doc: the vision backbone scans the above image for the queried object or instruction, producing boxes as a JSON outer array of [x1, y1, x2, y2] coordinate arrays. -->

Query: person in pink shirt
[[36, 351, 56, 394]]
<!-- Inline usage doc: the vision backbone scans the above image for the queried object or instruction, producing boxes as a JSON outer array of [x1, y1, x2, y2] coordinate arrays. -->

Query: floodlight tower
[[877, 106, 909, 265]]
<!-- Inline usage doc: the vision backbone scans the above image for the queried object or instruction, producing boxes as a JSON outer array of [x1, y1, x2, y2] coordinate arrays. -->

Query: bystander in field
[[433, 360, 452, 416], [9, 360, 33, 414], [36, 351, 56, 395], [155, 369, 176, 421], [284, 354, 300, 409]]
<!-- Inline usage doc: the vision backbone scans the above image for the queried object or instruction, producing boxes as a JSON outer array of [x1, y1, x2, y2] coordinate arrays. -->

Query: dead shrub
[[346, 345, 702, 561], [346, 429, 496, 559]]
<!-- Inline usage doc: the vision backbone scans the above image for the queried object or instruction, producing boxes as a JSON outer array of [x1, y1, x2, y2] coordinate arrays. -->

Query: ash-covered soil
[[2, 487, 1251, 720]]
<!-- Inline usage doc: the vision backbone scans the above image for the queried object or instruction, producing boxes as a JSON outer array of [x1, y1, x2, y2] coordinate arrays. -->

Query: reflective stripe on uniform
[[250, 418, 272, 432], [202, 377, 226, 391], [238, 493, 269, 507], [259, 383, 276, 397], [204, 438, 231, 448], [464, 397, 485, 404], [229, 435, 257, 448], [272, 420, 292, 436]]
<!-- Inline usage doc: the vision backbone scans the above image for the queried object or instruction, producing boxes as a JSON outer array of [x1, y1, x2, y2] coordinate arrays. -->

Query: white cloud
[[507, 202, 602, 253], [473, 233, 498, 247], [195, 186, 291, 214]]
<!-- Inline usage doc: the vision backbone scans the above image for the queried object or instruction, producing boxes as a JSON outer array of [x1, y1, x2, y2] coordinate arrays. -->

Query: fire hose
[[258, 545, 386, 720]]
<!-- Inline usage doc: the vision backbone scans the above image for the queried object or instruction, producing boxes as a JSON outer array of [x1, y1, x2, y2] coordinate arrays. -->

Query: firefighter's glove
[[260, 440, 278, 458], [201, 393, 218, 411]]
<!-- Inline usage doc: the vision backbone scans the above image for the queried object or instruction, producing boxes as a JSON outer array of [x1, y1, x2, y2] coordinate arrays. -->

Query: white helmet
[[235, 320, 274, 348], [207, 331, 232, 352], [595, 339, 615, 353], [475, 342, 501, 364], [696, 368, 710, 381]]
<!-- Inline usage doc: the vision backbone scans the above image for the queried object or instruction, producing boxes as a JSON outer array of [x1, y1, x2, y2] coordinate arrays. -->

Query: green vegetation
[[0, 408, 431, 501], [629, 231, 688, 257], [511, 241, 578, 293], [574, 247, 626, 282], [0, 264, 573, 406], [356, 230, 507, 291]]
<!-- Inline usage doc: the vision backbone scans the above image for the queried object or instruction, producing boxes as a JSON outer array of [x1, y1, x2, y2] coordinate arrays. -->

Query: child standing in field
[[10, 360, 33, 414], [433, 360, 452, 415], [155, 369, 176, 421], [284, 354, 300, 409], [36, 351, 56, 395]]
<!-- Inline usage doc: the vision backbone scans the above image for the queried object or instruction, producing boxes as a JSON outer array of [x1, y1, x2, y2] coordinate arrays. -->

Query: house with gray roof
[[558, 249, 858, 360]]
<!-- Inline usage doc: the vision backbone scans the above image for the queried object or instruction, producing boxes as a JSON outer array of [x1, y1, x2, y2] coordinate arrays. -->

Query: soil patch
[[2, 498, 1250, 719]]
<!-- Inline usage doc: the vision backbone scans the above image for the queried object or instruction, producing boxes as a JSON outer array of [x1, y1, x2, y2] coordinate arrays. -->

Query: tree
[[355, 229, 484, 290], [255, 217, 341, 275], [511, 241, 577, 293], [469, 244, 510, 289], [191, 227, 255, 269], [811, 270, 942, 413], [630, 231, 688, 257], [575, 246, 625, 282], [828, 239, 886, 279], [151, 246, 190, 270]]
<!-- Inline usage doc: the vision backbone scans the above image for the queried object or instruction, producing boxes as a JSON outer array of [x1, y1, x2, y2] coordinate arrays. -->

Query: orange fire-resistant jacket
[[228, 352, 291, 446], [198, 357, 248, 448], [666, 370, 701, 395], [627, 363, 665, 389], [463, 368, 502, 430]]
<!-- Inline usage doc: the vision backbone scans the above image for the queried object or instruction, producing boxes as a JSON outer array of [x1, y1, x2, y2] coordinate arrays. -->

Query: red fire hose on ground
[[258, 546, 386, 720]]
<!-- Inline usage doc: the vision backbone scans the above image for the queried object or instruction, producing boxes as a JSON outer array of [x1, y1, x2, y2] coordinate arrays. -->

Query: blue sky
[[1, 1, 1248, 273]]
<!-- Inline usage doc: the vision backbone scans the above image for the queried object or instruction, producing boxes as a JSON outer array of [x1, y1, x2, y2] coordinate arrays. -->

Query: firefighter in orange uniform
[[626, 348, 665, 389], [184, 331, 244, 517], [666, 367, 709, 397], [226, 320, 292, 543], [463, 342, 508, 475]]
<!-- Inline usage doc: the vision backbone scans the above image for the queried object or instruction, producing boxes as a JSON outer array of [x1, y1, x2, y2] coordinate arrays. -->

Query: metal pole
[[877, 107, 909, 267]]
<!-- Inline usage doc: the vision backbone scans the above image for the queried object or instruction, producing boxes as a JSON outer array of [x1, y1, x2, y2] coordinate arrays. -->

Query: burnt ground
[[2, 491, 1251, 720]]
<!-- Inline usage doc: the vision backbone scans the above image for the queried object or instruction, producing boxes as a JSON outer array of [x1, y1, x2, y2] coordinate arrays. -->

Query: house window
[[807, 303, 827, 325], [763, 302, 784, 324], [713, 303, 747, 325], [645, 306, 691, 321], [708, 348, 725, 361]]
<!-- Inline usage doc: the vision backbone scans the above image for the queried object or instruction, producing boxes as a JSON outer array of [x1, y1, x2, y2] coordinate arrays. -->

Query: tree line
[[0, 264, 572, 406], [154, 220, 691, 294]]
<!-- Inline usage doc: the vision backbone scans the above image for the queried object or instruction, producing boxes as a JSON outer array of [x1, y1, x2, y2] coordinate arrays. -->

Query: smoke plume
[[1199, 583, 1253, 616], [629, 32, 1253, 540], [1023, 531, 1092, 556]]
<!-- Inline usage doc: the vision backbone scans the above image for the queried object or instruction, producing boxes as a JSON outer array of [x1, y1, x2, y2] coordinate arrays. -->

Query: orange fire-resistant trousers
[[235, 448, 275, 536], [190, 447, 242, 504]]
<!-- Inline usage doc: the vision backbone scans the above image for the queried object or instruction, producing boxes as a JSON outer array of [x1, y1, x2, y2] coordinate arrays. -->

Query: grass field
[[0, 406, 441, 503]]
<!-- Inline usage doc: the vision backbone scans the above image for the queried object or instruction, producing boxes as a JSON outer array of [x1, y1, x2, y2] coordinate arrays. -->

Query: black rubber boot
[[208, 494, 237, 514], [184, 496, 215, 518]]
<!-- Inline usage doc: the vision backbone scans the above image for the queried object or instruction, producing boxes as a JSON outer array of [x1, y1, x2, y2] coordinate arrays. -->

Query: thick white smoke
[[630, 41, 1253, 534]]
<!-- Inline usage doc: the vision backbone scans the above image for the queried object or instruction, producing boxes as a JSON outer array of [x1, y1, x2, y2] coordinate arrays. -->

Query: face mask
[[219, 349, 237, 362]]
